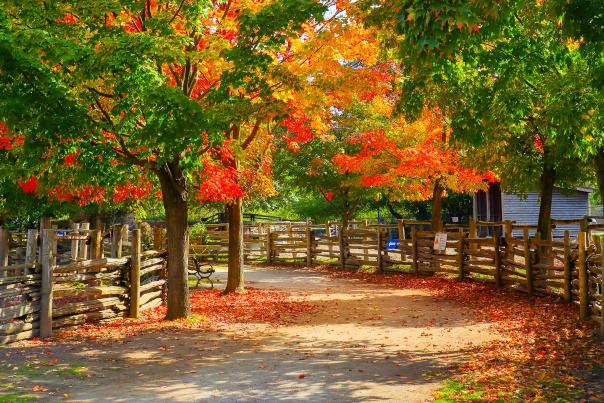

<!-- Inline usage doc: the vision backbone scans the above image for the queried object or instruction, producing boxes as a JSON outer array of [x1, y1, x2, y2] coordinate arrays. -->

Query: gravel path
[[0, 266, 498, 402]]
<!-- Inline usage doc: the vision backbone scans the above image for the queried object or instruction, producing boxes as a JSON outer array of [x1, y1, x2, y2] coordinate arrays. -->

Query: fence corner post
[[494, 234, 502, 288], [70, 222, 80, 262], [91, 229, 103, 259], [411, 226, 419, 274], [129, 229, 141, 319], [469, 218, 477, 253], [305, 227, 313, 268], [266, 227, 273, 263], [377, 228, 384, 272], [40, 229, 55, 338], [78, 222, 90, 260], [25, 229, 39, 265], [577, 231, 589, 321], [458, 232, 465, 279], [523, 228, 533, 297], [563, 230, 572, 302]]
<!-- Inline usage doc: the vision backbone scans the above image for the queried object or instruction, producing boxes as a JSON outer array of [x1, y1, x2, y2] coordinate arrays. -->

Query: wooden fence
[[3, 217, 602, 344], [184, 219, 603, 330], [1, 223, 167, 344]]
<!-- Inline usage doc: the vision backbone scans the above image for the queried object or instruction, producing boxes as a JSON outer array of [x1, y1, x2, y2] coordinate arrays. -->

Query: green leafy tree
[[360, 1, 599, 239], [0, 0, 324, 318]]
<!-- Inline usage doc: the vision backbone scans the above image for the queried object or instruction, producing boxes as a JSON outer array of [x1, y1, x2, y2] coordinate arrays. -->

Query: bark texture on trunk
[[224, 198, 244, 294], [157, 163, 190, 320], [537, 166, 556, 241], [431, 181, 444, 232], [595, 147, 604, 212]]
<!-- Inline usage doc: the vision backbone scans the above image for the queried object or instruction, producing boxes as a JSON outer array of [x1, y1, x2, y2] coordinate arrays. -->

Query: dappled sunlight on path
[[0, 266, 500, 402]]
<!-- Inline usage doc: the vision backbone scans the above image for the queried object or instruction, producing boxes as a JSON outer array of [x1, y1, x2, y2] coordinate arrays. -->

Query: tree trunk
[[156, 164, 190, 320], [431, 181, 444, 232], [339, 199, 351, 270], [595, 147, 604, 212], [224, 197, 244, 294], [537, 166, 556, 241]]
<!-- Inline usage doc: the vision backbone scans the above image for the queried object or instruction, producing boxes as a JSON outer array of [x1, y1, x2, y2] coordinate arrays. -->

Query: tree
[[560, 0, 604, 212], [0, 0, 325, 317], [332, 109, 494, 230], [359, 0, 599, 239], [274, 132, 378, 230]]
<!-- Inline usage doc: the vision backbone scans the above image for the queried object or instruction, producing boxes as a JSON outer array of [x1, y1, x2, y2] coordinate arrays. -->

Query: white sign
[[451, 216, 459, 223], [434, 232, 448, 251]]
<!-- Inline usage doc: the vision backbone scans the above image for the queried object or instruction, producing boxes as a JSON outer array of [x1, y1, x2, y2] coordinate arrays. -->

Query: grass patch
[[434, 379, 490, 402], [434, 377, 584, 402], [0, 391, 36, 402]]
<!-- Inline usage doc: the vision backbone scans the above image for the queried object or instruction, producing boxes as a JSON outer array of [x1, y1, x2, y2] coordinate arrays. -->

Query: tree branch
[[241, 120, 261, 150]]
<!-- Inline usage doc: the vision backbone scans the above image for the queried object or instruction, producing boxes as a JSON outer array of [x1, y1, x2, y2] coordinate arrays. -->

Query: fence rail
[[1, 222, 167, 344], [183, 219, 603, 330], [3, 217, 603, 345]]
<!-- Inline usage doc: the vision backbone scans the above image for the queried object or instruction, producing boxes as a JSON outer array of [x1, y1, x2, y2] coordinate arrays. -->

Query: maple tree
[[332, 109, 494, 230]]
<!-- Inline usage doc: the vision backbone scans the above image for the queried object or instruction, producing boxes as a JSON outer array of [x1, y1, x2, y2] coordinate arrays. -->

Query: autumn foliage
[[332, 109, 496, 201], [52, 288, 315, 342]]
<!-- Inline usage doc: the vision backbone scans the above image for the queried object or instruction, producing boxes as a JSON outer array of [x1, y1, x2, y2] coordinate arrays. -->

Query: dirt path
[[0, 267, 498, 402]]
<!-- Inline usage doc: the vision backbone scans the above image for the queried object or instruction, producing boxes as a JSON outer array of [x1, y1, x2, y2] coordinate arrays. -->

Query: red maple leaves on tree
[[332, 109, 495, 229]]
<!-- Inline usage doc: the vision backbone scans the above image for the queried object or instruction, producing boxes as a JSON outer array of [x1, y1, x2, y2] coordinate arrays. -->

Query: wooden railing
[[1, 227, 167, 344]]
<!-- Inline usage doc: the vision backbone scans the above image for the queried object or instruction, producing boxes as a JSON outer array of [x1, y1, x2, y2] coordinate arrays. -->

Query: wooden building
[[473, 182, 592, 237]]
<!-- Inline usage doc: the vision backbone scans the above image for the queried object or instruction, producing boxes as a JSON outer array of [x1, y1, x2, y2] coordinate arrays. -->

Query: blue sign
[[386, 238, 399, 250]]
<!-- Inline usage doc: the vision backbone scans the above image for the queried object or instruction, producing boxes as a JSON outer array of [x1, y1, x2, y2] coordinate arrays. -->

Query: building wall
[[502, 189, 589, 238]]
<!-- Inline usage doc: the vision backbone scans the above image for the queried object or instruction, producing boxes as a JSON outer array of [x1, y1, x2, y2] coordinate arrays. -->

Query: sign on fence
[[386, 238, 399, 250], [433, 232, 448, 251]]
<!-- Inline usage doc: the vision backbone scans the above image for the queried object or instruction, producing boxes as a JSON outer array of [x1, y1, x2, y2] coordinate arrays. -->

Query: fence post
[[411, 226, 419, 274], [79, 222, 90, 260], [563, 230, 572, 302], [25, 229, 38, 264], [91, 229, 103, 259], [0, 227, 9, 268], [338, 226, 346, 269], [70, 222, 80, 262], [266, 227, 273, 263], [129, 229, 141, 319], [577, 231, 589, 321], [121, 225, 129, 256], [397, 219, 406, 263], [40, 229, 55, 338], [458, 232, 465, 279], [326, 223, 333, 258], [504, 220, 513, 260], [153, 226, 163, 250], [580, 217, 589, 241], [305, 227, 313, 268], [111, 224, 124, 258], [469, 219, 477, 253], [523, 228, 533, 297], [494, 235, 502, 288], [376, 228, 383, 272]]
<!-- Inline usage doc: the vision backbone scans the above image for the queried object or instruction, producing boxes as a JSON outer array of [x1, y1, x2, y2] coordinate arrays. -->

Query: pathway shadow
[[0, 328, 482, 402]]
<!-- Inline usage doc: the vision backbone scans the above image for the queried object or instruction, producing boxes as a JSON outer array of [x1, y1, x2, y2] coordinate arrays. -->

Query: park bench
[[188, 256, 215, 288]]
